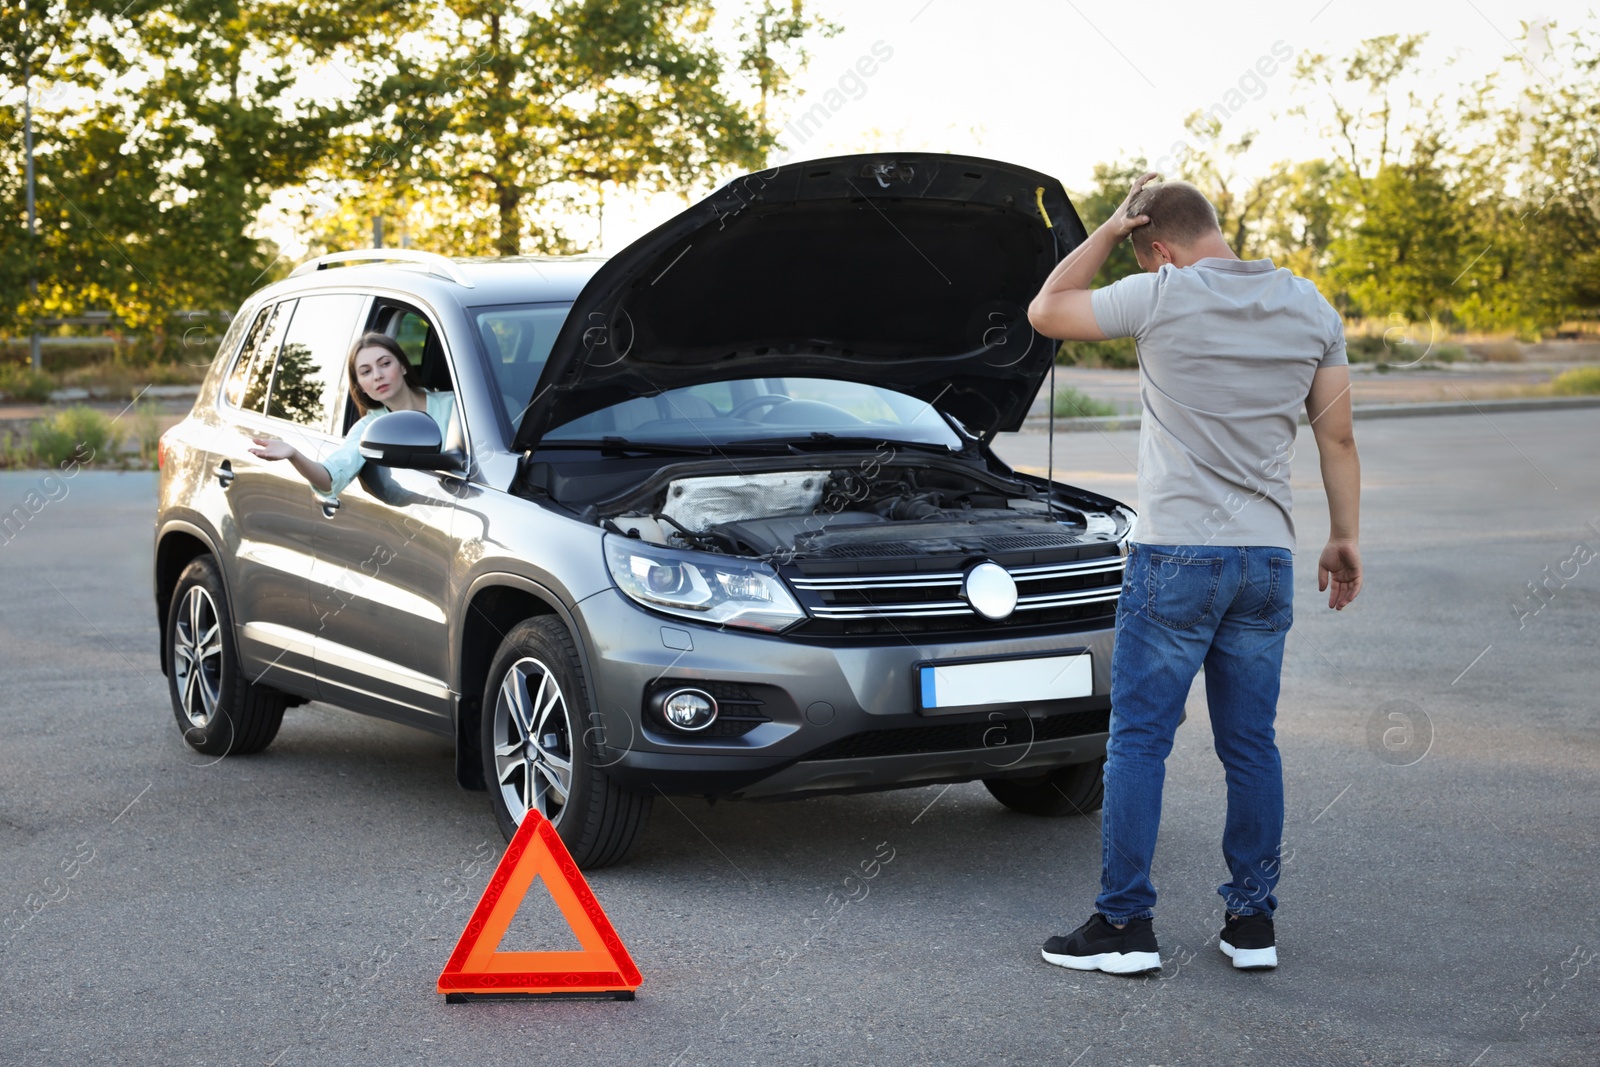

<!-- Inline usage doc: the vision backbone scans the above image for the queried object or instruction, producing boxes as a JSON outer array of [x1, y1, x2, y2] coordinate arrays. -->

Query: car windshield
[[473, 302, 571, 430], [542, 377, 966, 450]]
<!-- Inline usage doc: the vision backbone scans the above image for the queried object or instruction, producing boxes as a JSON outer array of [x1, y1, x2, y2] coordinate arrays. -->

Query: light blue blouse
[[317, 390, 457, 501]]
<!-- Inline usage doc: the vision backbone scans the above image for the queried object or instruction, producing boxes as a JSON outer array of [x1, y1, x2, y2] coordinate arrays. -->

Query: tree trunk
[[495, 181, 521, 256]]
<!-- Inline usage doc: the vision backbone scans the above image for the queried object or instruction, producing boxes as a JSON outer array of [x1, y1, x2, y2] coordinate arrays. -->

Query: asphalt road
[[2, 409, 1597, 1066]]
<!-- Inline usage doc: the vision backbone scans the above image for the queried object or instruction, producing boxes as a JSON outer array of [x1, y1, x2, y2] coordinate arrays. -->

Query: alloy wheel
[[173, 585, 223, 728], [492, 656, 574, 826]]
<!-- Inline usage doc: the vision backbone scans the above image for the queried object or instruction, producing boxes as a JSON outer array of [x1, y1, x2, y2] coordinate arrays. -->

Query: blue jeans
[[1095, 543, 1293, 923]]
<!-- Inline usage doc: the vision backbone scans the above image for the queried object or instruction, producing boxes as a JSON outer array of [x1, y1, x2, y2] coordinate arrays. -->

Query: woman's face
[[354, 346, 406, 404]]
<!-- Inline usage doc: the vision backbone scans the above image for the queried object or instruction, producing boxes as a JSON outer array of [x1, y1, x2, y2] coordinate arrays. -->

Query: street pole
[[24, 50, 42, 372]]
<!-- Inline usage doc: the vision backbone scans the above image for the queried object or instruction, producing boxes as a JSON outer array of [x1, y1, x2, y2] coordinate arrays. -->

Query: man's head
[[1125, 180, 1228, 271]]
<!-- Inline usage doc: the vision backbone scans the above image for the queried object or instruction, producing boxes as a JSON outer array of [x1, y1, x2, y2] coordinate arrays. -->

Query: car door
[[209, 298, 328, 693], [308, 300, 463, 730]]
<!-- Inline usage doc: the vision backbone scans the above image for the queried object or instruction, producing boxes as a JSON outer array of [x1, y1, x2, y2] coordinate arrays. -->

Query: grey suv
[[155, 153, 1135, 866]]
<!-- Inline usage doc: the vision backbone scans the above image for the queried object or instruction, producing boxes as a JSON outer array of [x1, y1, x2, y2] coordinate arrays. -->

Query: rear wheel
[[165, 557, 286, 756], [482, 617, 651, 868], [983, 757, 1105, 816]]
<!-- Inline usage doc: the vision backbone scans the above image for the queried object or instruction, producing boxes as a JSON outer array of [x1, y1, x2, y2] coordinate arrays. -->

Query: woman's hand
[[248, 436, 296, 462]]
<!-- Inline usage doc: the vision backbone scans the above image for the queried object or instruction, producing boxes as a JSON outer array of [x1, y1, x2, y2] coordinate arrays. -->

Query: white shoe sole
[[1042, 948, 1162, 975], [1220, 939, 1278, 970]]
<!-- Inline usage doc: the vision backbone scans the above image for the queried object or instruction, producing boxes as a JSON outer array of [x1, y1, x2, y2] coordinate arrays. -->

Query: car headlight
[[603, 535, 804, 633]]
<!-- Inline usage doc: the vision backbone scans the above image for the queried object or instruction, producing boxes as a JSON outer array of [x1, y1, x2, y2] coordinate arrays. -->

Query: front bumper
[[570, 587, 1117, 798]]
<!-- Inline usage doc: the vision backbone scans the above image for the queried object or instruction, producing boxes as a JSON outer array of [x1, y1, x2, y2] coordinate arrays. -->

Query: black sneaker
[[1219, 912, 1277, 970], [1042, 914, 1161, 975]]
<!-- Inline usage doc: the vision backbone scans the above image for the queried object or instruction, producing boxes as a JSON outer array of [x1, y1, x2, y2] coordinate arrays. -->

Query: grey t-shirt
[[1091, 257, 1346, 551]]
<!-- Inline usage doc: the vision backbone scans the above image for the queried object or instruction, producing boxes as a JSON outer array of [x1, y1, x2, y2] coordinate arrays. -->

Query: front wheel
[[165, 557, 286, 756], [482, 617, 651, 868], [983, 757, 1105, 816]]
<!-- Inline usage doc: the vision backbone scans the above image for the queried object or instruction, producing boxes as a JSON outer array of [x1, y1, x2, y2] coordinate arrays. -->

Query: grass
[[54, 358, 211, 394], [1056, 336, 1138, 369], [28, 406, 118, 468], [0, 364, 56, 402], [1052, 387, 1119, 419], [1549, 366, 1600, 395], [0, 352, 213, 403], [0, 407, 127, 470], [130, 401, 163, 465]]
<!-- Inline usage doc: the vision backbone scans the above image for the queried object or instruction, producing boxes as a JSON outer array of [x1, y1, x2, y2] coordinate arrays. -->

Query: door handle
[[216, 460, 235, 489], [320, 497, 340, 519]]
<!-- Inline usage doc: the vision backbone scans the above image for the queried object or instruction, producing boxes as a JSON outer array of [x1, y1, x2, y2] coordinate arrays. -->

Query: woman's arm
[[249, 437, 334, 493]]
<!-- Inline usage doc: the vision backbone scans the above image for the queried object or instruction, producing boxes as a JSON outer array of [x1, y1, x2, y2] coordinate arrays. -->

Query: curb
[[1020, 395, 1600, 434], [44, 384, 201, 402]]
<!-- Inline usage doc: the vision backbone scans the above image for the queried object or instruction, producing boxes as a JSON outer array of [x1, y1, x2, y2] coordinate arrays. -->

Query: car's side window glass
[[392, 310, 433, 369], [224, 301, 291, 412], [266, 294, 366, 429]]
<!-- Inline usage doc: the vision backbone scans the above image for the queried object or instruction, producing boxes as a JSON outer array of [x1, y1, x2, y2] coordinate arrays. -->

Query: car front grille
[[785, 553, 1123, 634], [804, 708, 1111, 761]]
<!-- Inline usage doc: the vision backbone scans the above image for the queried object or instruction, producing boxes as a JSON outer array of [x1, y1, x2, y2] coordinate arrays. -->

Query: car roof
[[252, 255, 609, 310]]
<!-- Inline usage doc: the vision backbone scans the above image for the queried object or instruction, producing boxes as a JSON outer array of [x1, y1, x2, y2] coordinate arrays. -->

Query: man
[[1026, 173, 1362, 975]]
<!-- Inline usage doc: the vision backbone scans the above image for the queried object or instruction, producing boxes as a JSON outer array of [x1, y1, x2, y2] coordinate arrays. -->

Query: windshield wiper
[[535, 437, 718, 456], [725, 432, 962, 454]]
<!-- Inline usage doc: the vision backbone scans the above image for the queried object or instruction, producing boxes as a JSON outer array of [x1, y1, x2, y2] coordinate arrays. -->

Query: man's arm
[[1305, 366, 1362, 610], [1027, 171, 1157, 340]]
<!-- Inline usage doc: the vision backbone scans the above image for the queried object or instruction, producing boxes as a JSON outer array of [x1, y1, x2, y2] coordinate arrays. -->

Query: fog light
[[662, 688, 718, 732]]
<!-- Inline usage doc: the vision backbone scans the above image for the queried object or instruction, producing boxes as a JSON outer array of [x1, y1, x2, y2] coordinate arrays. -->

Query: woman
[[250, 332, 456, 499]]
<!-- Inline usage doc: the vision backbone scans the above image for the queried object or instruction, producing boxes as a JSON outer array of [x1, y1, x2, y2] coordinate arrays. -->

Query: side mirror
[[358, 410, 463, 471]]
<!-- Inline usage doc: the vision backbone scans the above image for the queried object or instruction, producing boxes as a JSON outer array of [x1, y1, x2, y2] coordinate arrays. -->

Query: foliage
[[28, 404, 115, 467], [4, 1, 830, 347], [1550, 366, 1600, 395], [130, 400, 163, 464], [1287, 25, 1600, 334], [7, 10, 1600, 357], [0, 363, 55, 401], [304, 0, 829, 257], [1068, 160, 1148, 287], [1052, 387, 1118, 419], [1056, 336, 1138, 370]]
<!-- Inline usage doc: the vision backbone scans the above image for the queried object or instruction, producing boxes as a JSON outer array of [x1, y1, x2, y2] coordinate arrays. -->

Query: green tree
[[1175, 114, 1287, 260], [315, 0, 831, 258], [1069, 159, 1148, 287], [1325, 136, 1475, 323], [1254, 158, 1348, 287], [1, 1, 379, 354], [1452, 19, 1600, 332]]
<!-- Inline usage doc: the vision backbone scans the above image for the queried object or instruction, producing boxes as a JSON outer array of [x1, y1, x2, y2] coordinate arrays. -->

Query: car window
[[472, 303, 571, 429], [392, 310, 432, 368], [224, 301, 293, 413], [266, 294, 366, 429], [544, 377, 963, 449]]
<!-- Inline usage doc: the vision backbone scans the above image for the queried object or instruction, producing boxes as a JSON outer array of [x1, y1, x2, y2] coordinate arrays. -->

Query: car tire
[[983, 757, 1106, 816], [166, 557, 286, 756], [482, 617, 651, 868]]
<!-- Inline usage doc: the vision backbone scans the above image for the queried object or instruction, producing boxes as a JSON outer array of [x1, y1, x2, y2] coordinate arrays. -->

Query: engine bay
[[599, 462, 1125, 561]]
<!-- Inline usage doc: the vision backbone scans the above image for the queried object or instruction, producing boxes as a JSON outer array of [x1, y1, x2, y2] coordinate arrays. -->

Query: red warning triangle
[[437, 811, 641, 998]]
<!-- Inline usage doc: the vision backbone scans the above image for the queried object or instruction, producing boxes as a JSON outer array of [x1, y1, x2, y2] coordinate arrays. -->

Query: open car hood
[[512, 152, 1086, 451]]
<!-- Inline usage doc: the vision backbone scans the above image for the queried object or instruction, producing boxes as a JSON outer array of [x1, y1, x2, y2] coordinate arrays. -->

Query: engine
[[602, 464, 1121, 562]]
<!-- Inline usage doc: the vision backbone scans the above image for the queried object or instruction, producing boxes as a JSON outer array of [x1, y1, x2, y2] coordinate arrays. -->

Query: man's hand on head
[[1108, 172, 1160, 238], [1026, 171, 1160, 341]]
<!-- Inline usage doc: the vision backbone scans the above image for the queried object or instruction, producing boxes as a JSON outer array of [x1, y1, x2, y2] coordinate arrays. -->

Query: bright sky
[[594, 0, 1585, 252]]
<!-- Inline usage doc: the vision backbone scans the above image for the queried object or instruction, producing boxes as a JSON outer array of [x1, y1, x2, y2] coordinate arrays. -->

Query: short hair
[[346, 331, 422, 415], [1126, 180, 1220, 259]]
